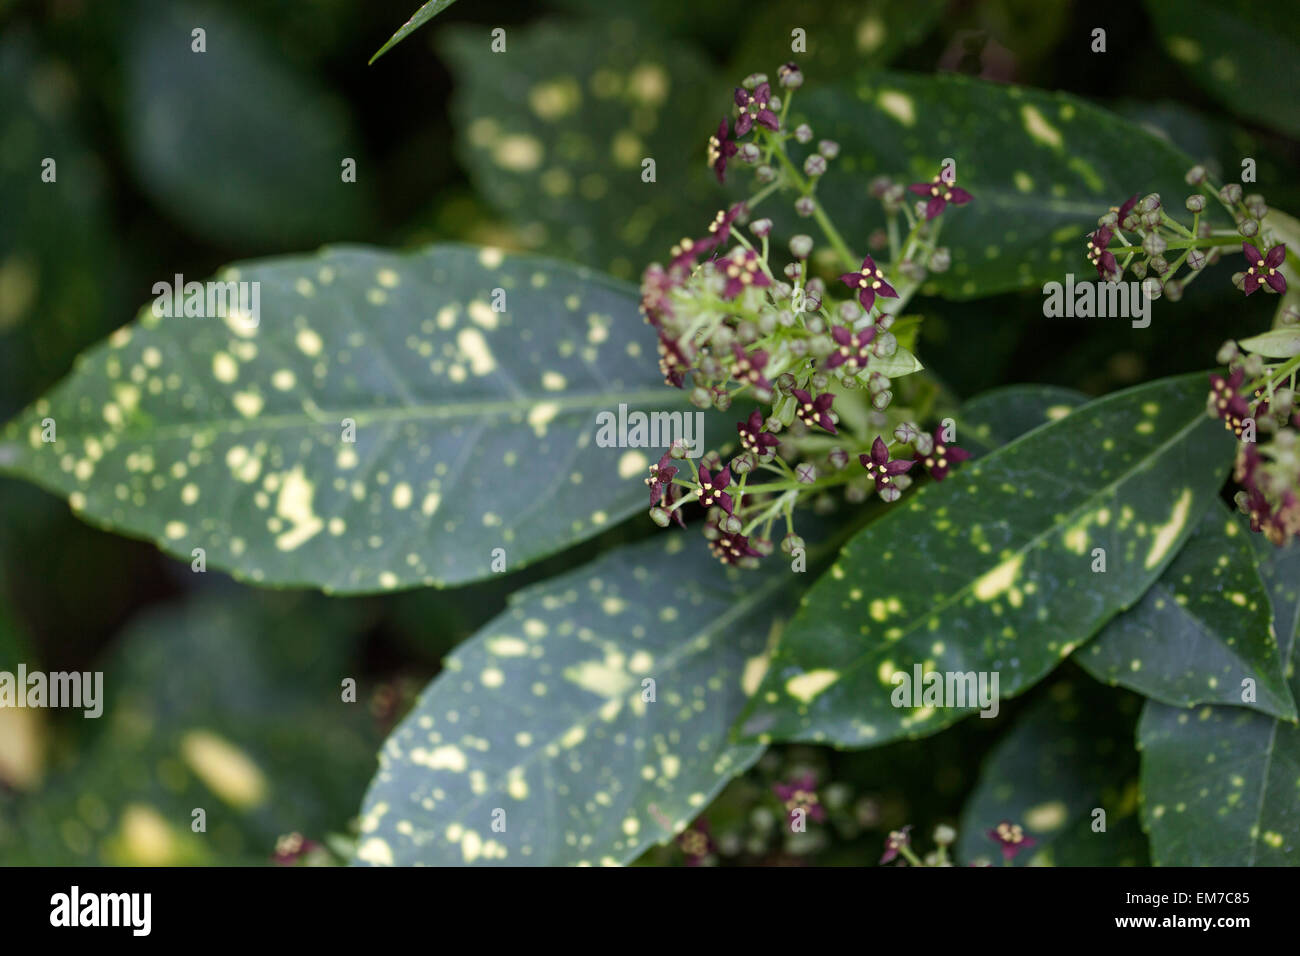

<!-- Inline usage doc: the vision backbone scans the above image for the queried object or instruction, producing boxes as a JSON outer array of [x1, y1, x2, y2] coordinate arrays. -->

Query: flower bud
[[1232, 270, 1247, 290], [670, 438, 690, 459], [796, 462, 817, 484], [934, 824, 957, 846], [1187, 248, 1207, 271], [1220, 183, 1243, 204], [1244, 353, 1264, 378], [868, 175, 893, 198], [784, 262, 802, 280], [776, 372, 797, 395], [754, 164, 776, 183], [750, 217, 773, 238], [702, 450, 723, 470], [794, 196, 816, 217], [828, 447, 849, 470], [794, 123, 813, 144], [1239, 218, 1259, 238], [868, 371, 891, 395], [892, 474, 913, 492], [1185, 194, 1206, 213], [751, 537, 774, 557], [1216, 340, 1238, 364], [838, 301, 862, 323], [810, 370, 830, 391], [742, 73, 767, 89], [778, 62, 803, 88], [818, 139, 840, 159], [1141, 193, 1161, 213], [789, 234, 814, 259], [1185, 165, 1207, 185], [712, 386, 732, 411], [868, 229, 888, 251], [913, 432, 934, 455], [929, 247, 952, 272], [649, 506, 671, 527], [1141, 209, 1162, 229], [894, 422, 922, 444], [738, 143, 761, 164], [878, 483, 901, 502], [690, 386, 711, 409], [1141, 277, 1162, 300], [722, 514, 743, 534], [804, 154, 827, 177], [876, 314, 895, 331], [873, 331, 898, 358], [1099, 211, 1118, 228], [871, 389, 893, 411], [1280, 304, 1300, 326], [1130, 259, 1148, 280], [781, 532, 805, 554], [1149, 255, 1169, 275], [1163, 278, 1183, 301]]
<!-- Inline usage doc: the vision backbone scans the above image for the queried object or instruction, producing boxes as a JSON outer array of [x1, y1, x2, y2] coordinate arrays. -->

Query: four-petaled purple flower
[[645, 452, 685, 526], [879, 825, 913, 864], [791, 387, 836, 434], [737, 409, 780, 458], [1209, 368, 1254, 438], [907, 169, 974, 220], [1086, 225, 1118, 280], [709, 530, 761, 566], [676, 819, 714, 866], [707, 118, 739, 184], [1242, 242, 1287, 295], [824, 323, 878, 373], [721, 247, 771, 300], [696, 465, 734, 514], [987, 820, 1036, 861], [838, 256, 898, 313], [734, 82, 779, 136], [773, 773, 827, 823], [731, 343, 773, 393], [916, 429, 971, 481], [860, 436, 913, 491]]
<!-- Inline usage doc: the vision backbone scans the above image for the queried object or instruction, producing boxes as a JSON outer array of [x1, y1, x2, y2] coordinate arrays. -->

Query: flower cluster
[[640, 67, 976, 565], [1212, 326, 1300, 546]]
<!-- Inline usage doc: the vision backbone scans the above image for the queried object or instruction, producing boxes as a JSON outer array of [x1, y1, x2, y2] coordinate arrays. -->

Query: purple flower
[[737, 409, 780, 458], [1117, 193, 1140, 230], [773, 773, 827, 823], [791, 387, 836, 435], [669, 206, 745, 270], [707, 118, 739, 184], [859, 436, 913, 491], [880, 825, 913, 864], [1242, 242, 1287, 295], [677, 819, 714, 866], [709, 530, 761, 566], [823, 323, 878, 372], [734, 82, 779, 136], [696, 465, 734, 514], [838, 256, 898, 313], [915, 429, 971, 481], [907, 169, 974, 220], [1086, 226, 1119, 280], [656, 334, 693, 389], [1209, 368, 1253, 437], [272, 832, 320, 866], [721, 248, 772, 300], [987, 820, 1036, 862], [731, 343, 773, 393], [645, 452, 685, 527]]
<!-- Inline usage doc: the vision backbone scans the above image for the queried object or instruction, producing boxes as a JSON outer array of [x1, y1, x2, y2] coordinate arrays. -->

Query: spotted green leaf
[[1077, 506, 1295, 720], [370, 0, 459, 64], [1145, 0, 1300, 139], [439, 19, 721, 280], [804, 72, 1195, 299], [125, 1, 369, 245], [0, 592, 378, 865], [738, 374, 1235, 747], [1238, 328, 1300, 359], [0, 244, 690, 592], [355, 530, 823, 867], [1138, 534, 1300, 865], [957, 677, 1148, 867], [956, 384, 1087, 456]]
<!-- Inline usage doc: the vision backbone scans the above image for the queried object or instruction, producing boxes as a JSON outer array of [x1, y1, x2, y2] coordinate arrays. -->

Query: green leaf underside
[[1237, 329, 1300, 359], [1138, 535, 1300, 865], [806, 72, 1195, 299], [0, 244, 691, 593], [125, 2, 368, 245], [354, 531, 818, 867], [1078, 505, 1295, 720], [956, 384, 1088, 457], [370, 0, 459, 64], [1145, 0, 1300, 140], [957, 677, 1147, 867], [1, 594, 377, 865], [739, 374, 1234, 748], [439, 20, 721, 280]]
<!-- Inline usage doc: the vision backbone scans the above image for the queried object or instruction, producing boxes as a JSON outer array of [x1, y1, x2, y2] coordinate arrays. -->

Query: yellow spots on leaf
[[295, 277, 315, 298], [142, 346, 162, 368], [274, 465, 324, 552], [295, 328, 323, 357], [357, 838, 394, 866], [376, 268, 400, 289], [436, 305, 457, 330], [482, 511, 501, 527], [1021, 104, 1063, 148], [366, 288, 388, 305], [523, 618, 547, 638], [507, 768, 529, 801], [618, 450, 648, 480], [164, 520, 187, 540], [481, 667, 504, 688], [180, 730, 267, 808], [232, 391, 263, 418], [222, 308, 258, 338], [628, 63, 668, 105], [414, 745, 467, 772], [115, 805, 180, 866], [391, 482, 412, 510], [1227, 591, 1248, 607], [621, 817, 640, 837], [1135, 420, 1154, 434], [181, 483, 199, 506], [488, 636, 529, 657], [1145, 489, 1192, 570], [457, 327, 497, 375], [493, 133, 544, 172], [329, 517, 345, 535], [786, 669, 839, 703], [528, 401, 560, 437], [1024, 800, 1068, 832], [515, 732, 533, 747], [856, 16, 885, 53], [541, 167, 573, 196], [601, 596, 626, 616], [1166, 35, 1201, 63], [421, 491, 442, 516], [68, 491, 86, 511], [628, 651, 653, 673], [1014, 171, 1035, 193], [612, 130, 644, 168], [468, 300, 498, 330], [974, 553, 1024, 601], [877, 89, 915, 127], [271, 369, 296, 391], [542, 371, 567, 392], [560, 725, 586, 748], [1263, 831, 1284, 849], [661, 754, 681, 779], [565, 657, 634, 697], [337, 447, 358, 470]]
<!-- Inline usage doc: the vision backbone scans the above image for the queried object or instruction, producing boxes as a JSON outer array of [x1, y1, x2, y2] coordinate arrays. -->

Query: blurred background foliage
[[0, 0, 1294, 865]]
